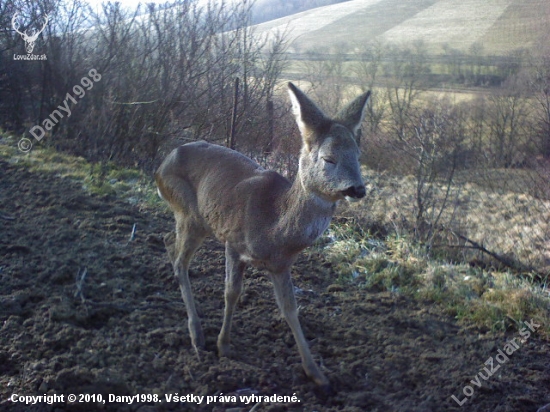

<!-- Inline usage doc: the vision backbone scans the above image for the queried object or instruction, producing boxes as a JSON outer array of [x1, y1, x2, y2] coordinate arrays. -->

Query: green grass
[[316, 223, 550, 339], [0, 134, 165, 209]]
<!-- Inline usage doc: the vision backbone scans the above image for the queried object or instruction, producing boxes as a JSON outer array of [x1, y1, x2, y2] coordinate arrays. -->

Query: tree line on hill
[[298, 40, 550, 171]]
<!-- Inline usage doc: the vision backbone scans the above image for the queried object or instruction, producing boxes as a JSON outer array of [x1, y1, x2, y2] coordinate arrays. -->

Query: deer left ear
[[334, 91, 371, 139], [288, 82, 330, 150]]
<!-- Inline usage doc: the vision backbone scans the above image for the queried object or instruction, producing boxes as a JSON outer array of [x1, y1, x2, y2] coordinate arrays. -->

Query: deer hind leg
[[271, 272, 329, 388], [171, 217, 206, 354], [217, 243, 246, 357]]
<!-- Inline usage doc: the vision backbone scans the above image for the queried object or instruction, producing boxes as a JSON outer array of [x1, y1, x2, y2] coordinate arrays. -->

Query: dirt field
[[1, 157, 549, 411]]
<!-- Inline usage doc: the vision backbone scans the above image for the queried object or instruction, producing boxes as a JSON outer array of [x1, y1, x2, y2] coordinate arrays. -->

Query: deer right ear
[[334, 90, 371, 141], [288, 82, 328, 150]]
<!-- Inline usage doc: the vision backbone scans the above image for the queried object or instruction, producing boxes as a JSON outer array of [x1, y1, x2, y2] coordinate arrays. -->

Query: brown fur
[[155, 82, 370, 388]]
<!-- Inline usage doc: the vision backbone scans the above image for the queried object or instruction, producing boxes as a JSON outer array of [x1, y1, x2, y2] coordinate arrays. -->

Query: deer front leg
[[169, 227, 205, 354], [271, 271, 330, 388], [218, 243, 246, 357], [175, 258, 204, 353]]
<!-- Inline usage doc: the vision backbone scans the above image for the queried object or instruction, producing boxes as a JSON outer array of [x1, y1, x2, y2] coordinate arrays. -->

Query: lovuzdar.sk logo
[[12, 12, 48, 61]]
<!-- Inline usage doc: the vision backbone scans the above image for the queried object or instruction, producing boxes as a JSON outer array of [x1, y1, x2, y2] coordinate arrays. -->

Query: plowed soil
[[1, 157, 549, 412]]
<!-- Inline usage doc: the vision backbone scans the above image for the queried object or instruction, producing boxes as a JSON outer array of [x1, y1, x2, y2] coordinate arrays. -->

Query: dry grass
[[379, 0, 511, 52], [252, 0, 384, 51], [339, 167, 550, 274], [479, 0, 550, 55]]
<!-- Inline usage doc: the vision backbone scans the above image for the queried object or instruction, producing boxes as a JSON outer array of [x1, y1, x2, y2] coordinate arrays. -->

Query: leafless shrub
[[1, 0, 287, 172]]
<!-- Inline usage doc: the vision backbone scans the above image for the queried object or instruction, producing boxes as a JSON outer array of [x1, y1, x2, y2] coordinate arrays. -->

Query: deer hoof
[[217, 341, 231, 358], [190, 331, 205, 352]]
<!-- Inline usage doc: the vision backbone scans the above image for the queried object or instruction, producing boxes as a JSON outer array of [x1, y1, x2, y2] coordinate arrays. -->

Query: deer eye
[[322, 157, 336, 165]]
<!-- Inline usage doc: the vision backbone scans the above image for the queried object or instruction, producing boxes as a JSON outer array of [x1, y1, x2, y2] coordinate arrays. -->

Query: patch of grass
[[0, 134, 166, 210], [364, 259, 424, 293], [107, 167, 141, 182], [319, 225, 550, 339], [0, 138, 20, 158]]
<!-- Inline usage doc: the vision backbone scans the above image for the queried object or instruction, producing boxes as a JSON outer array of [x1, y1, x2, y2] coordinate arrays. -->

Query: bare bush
[[1, 0, 287, 172]]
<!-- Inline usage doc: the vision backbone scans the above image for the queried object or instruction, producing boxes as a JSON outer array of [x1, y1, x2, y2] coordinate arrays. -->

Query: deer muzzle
[[342, 185, 366, 202]]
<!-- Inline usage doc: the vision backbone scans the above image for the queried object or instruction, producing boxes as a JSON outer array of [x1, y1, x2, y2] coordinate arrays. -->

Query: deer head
[[12, 13, 49, 54]]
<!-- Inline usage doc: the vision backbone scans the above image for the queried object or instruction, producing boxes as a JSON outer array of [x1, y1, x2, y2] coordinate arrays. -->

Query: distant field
[[479, 0, 550, 54], [253, 0, 550, 55], [253, 0, 386, 50], [379, 0, 511, 52]]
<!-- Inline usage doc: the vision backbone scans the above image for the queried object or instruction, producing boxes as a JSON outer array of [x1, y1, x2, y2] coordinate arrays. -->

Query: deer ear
[[335, 90, 371, 139], [288, 82, 329, 149]]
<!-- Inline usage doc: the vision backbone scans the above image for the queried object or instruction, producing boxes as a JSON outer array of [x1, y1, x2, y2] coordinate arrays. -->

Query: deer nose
[[342, 185, 366, 199]]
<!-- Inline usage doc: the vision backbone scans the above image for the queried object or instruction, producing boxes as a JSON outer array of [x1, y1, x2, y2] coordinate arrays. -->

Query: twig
[[448, 229, 535, 275], [185, 366, 195, 381], [128, 223, 137, 243], [249, 402, 262, 412], [74, 267, 88, 303], [0, 214, 15, 220], [106, 99, 159, 105], [431, 244, 491, 251]]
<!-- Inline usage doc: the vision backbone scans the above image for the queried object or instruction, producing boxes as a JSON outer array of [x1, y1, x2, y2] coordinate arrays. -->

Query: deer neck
[[274, 173, 336, 251]]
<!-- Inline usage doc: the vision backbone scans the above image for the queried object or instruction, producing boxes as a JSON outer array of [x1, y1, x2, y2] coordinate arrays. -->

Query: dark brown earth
[[1, 157, 549, 412]]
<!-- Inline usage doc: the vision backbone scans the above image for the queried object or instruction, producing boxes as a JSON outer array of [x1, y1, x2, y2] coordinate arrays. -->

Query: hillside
[[253, 0, 550, 55], [250, 0, 350, 24]]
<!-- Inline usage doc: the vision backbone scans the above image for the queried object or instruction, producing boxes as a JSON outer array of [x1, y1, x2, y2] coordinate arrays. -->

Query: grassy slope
[[479, 0, 550, 55], [293, 0, 438, 52], [379, 0, 512, 52], [254, 0, 550, 55], [253, 0, 385, 50]]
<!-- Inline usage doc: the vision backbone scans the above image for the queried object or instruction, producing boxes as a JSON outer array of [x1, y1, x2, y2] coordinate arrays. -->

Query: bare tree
[[1, 0, 288, 171], [297, 45, 351, 114], [352, 40, 385, 143], [383, 41, 430, 143], [485, 76, 529, 168], [529, 54, 550, 158]]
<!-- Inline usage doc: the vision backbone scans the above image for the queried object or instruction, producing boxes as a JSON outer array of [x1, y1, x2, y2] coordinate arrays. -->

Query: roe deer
[[155, 82, 370, 390]]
